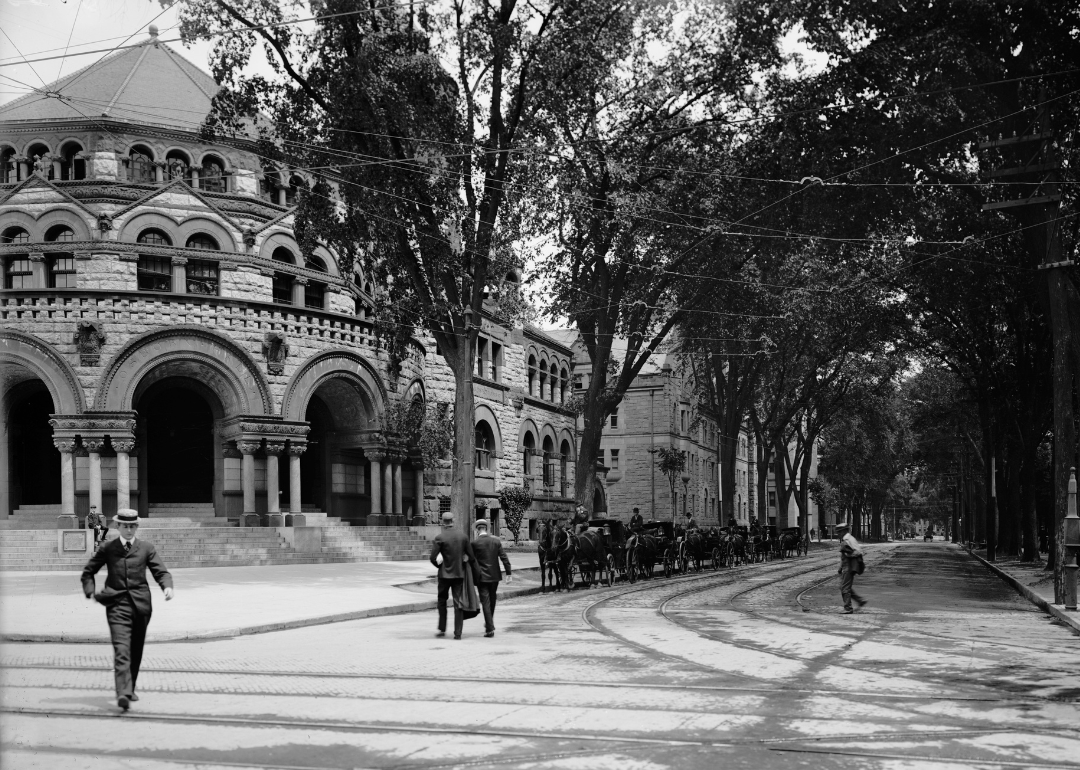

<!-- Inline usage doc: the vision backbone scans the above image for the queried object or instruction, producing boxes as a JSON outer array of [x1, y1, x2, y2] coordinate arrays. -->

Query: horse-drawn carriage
[[626, 521, 678, 581], [537, 518, 611, 590], [678, 525, 715, 572]]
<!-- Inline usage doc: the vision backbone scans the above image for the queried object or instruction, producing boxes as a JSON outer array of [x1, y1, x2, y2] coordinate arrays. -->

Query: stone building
[[0, 30, 577, 543]]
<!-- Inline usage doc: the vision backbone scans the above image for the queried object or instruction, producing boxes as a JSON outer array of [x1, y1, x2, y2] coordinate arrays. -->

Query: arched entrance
[[5, 381, 60, 510], [134, 378, 220, 512]]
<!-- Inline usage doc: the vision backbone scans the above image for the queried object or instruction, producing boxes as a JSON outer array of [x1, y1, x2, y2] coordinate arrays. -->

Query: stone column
[[112, 439, 134, 511], [154, 162, 164, 183], [413, 461, 425, 523], [17, 158, 28, 180], [237, 441, 260, 525], [368, 451, 383, 516], [171, 257, 187, 294], [84, 439, 105, 516], [383, 461, 393, 518], [278, 187, 287, 207], [51, 159, 61, 179], [190, 167, 200, 189], [55, 439, 77, 516], [265, 441, 284, 526], [393, 461, 403, 516], [29, 254, 47, 289], [291, 277, 308, 308], [288, 444, 305, 514]]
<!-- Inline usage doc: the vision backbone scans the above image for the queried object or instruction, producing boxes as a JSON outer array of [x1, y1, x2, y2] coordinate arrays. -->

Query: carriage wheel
[[605, 554, 616, 586], [711, 547, 721, 570], [567, 563, 578, 590], [663, 550, 673, 578]]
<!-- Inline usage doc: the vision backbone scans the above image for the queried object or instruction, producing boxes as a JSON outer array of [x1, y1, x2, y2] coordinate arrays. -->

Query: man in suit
[[429, 510, 475, 640], [471, 518, 512, 638], [836, 522, 867, 614], [81, 508, 173, 710]]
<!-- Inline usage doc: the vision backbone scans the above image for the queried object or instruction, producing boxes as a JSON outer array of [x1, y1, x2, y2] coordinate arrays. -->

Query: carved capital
[[82, 438, 106, 453], [236, 440, 262, 456], [170, 256, 188, 266], [222, 442, 243, 459], [293, 276, 309, 286], [365, 449, 387, 463], [54, 439, 77, 453], [264, 441, 286, 456], [111, 439, 135, 454], [286, 443, 307, 457]]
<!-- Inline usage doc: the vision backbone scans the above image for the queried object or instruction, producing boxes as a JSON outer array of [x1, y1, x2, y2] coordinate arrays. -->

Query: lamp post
[[681, 470, 691, 521], [1064, 468, 1078, 611]]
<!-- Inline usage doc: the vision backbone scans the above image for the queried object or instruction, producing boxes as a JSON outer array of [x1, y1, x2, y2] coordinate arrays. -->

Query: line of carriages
[[537, 519, 810, 591]]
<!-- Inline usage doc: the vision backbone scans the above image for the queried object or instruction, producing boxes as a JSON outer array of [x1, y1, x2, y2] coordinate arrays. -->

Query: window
[[539, 366, 547, 401], [186, 260, 219, 295], [609, 448, 620, 471], [527, 355, 537, 396], [127, 146, 155, 183], [609, 408, 618, 429], [166, 150, 190, 182], [272, 274, 293, 305], [200, 155, 228, 193], [3, 227, 32, 289], [45, 226, 74, 242], [284, 175, 304, 206], [476, 338, 487, 378], [49, 254, 76, 288], [1, 147, 18, 183], [523, 432, 535, 476], [768, 491, 777, 509], [59, 142, 85, 180], [490, 343, 501, 382], [549, 363, 558, 401], [306, 256, 327, 273], [542, 437, 555, 487], [475, 422, 494, 471], [272, 247, 295, 265], [560, 368, 568, 403], [304, 282, 325, 309], [560, 440, 571, 497], [27, 143, 50, 178], [185, 234, 219, 251], [681, 410, 687, 433], [137, 255, 172, 291], [138, 229, 171, 247]]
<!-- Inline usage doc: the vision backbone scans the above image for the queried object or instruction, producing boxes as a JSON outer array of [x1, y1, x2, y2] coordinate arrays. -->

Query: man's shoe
[[117, 696, 130, 711], [856, 598, 867, 607], [842, 608, 854, 614], [435, 631, 445, 638], [129, 693, 139, 702], [453, 635, 462, 640], [484, 631, 495, 638]]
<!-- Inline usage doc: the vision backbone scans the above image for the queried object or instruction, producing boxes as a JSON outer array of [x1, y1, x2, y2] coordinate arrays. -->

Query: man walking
[[471, 518, 512, 638], [836, 522, 866, 614], [81, 509, 173, 710], [429, 510, 476, 640]]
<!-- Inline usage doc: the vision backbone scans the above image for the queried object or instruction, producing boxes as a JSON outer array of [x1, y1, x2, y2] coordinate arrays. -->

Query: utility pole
[[979, 85, 1077, 598]]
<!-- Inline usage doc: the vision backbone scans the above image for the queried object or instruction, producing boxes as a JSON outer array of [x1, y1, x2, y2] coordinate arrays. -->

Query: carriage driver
[[628, 508, 644, 532], [572, 505, 589, 534]]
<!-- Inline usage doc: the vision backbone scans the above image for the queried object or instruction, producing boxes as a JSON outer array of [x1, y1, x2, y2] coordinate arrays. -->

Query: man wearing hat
[[471, 518, 513, 638], [429, 510, 476, 639], [836, 523, 866, 614], [81, 508, 173, 710]]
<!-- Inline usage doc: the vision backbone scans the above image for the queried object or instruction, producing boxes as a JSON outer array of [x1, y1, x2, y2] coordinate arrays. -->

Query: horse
[[537, 519, 561, 592], [681, 528, 709, 572], [779, 528, 804, 558], [550, 524, 578, 591], [570, 527, 607, 587], [626, 529, 661, 582], [717, 526, 746, 567]]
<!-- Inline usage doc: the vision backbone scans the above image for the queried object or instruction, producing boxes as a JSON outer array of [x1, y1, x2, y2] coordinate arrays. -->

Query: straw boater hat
[[835, 522, 850, 532], [113, 509, 139, 524], [441, 510, 454, 523], [474, 518, 490, 531]]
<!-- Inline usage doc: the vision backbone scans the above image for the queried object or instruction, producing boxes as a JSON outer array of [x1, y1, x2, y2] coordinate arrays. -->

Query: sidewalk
[[968, 547, 1080, 635], [0, 552, 542, 643]]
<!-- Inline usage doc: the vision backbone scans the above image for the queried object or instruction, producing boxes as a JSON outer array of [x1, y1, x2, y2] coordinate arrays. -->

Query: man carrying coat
[[471, 518, 512, 638], [81, 509, 173, 710], [836, 522, 867, 614], [429, 510, 476, 640]]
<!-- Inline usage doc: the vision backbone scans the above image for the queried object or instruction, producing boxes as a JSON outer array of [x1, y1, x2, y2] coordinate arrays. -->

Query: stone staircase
[[0, 505, 62, 530], [147, 503, 219, 522], [0, 511, 434, 571]]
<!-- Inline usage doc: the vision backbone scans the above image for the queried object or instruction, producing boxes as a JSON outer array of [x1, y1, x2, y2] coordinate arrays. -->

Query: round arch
[[282, 349, 387, 422], [177, 217, 239, 252], [94, 327, 272, 415], [0, 211, 41, 240], [400, 377, 426, 405], [20, 138, 53, 157], [259, 230, 300, 262], [35, 208, 94, 241], [473, 404, 503, 456], [539, 422, 558, 449], [0, 330, 85, 413], [558, 428, 576, 460], [118, 211, 182, 244], [517, 418, 539, 450]]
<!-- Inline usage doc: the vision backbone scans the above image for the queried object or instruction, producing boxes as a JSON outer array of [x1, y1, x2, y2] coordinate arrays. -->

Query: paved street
[[3, 542, 1080, 769]]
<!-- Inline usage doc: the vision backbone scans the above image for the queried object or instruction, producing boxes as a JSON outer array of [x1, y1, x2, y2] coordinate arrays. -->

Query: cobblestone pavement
[[3, 542, 1080, 769]]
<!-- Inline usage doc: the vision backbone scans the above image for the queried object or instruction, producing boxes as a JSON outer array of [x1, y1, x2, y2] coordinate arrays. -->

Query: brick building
[[0, 30, 576, 543]]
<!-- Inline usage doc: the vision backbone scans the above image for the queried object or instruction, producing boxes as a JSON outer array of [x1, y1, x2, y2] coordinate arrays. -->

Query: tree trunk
[[773, 438, 789, 528], [450, 348, 476, 534], [1047, 268, 1078, 601], [719, 410, 741, 524], [756, 436, 771, 524], [1003, 441, 1022, 558], [1020, 440, 1040, 562], [575, 395, 607, 515]]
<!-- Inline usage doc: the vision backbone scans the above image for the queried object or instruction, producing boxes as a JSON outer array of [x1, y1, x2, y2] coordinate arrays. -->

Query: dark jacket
[[81, 537, 173, 615], [429, 528, 476, 580], [471, 533, 512, 583]]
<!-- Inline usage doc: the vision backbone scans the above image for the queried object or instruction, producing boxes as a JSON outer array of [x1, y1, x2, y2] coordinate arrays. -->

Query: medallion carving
[[73, 320, 106, 366]]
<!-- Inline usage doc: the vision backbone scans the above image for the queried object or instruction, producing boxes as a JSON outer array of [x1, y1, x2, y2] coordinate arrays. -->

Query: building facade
[[0, 32, 576, 535]]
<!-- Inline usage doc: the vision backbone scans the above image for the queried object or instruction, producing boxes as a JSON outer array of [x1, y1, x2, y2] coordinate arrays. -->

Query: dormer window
[[199, 155, 228, 193], [127, 146, 155, 183]]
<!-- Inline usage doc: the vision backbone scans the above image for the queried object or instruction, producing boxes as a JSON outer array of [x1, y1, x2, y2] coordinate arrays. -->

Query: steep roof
[[0, 31, 221, 133]]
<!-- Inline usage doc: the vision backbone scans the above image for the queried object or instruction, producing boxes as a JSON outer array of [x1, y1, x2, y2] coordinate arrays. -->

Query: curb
[[966, 547, 1080, 637], [1, 581, 546, 644]]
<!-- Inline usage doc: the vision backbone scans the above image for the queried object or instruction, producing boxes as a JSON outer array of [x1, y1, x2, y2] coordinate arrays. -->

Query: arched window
[[199, 155, 228, 193], [44, 225, 76, 288], [523, 432, 535, 476], [560, 368, 569, 404], [560, 440, 572, 497], [2, 227, 32, 289], [137, 229, 171, 246], [165, 150, 190, 182], [58, 141, 85, 180], [284, 175, 305, 207], [306, 255, 327, 272], [542, 436, 555, 488], [1, 147, 18, 183], [527, 355, 537, 396], [538, 364, 547, 402], [127, 145, 155, 183], [271, 248, 293, 305], [549, 363, 558, 401], [185, 234, 219, 251], [272, 247, 295, 264], [475, 422, 495, 472], [26, 143, 50, 179]]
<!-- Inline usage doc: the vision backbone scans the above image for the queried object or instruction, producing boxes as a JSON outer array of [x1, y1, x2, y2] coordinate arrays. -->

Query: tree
[[650, 444, 686, 522], [497, 485, 532, 544], [175, 0, 599, 531]]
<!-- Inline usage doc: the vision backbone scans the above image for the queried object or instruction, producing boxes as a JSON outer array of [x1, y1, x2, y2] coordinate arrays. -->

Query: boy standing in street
[[836, 522, 867, 614]]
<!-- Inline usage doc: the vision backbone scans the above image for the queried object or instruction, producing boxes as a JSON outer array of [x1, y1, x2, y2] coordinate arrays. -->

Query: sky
[[0, 0, 218, 106]]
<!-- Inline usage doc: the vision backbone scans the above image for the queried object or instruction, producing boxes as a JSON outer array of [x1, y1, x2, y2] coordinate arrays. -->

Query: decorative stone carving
[[82, 438, 106, 453], [236, 440, 262, 456], [242, 229, 256, 247], [264, 441, 285, 455], [262, 332, 289, 376], [286, 443, 307, 457], [53, 438, 77, 453], [32, 154, 48, 176], [97, 213, 113, 233], [73, 320, 106, 366], [111, 439, 136, 453], [222, 442, 243, 459]]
